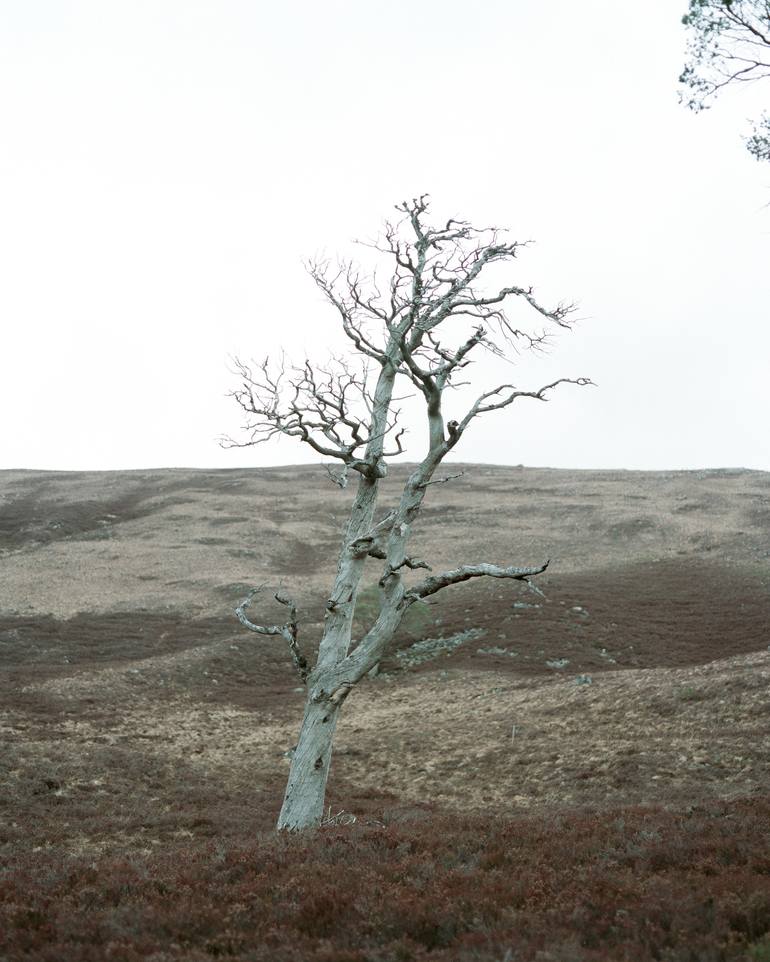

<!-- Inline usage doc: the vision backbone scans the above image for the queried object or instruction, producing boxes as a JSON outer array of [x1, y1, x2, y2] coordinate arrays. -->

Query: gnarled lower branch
[[407, 560, 550, 602], [236, 587, 308, 682]]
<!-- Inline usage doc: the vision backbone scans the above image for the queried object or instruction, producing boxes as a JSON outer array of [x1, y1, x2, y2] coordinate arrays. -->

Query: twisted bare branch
[[441, 377, 594, 451], [406, 560, 550, 602], [236, 587, 308, 682], [307, 260, 389, 361]]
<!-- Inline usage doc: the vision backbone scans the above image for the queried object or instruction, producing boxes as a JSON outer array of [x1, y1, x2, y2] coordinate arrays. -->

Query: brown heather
[[2, 801, 770, 961]]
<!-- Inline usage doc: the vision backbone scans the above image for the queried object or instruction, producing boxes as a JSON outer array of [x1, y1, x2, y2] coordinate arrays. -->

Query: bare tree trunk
[[277, 696, 341, 830], [277, 362, 398, 830], [275, 471, 384, 830]]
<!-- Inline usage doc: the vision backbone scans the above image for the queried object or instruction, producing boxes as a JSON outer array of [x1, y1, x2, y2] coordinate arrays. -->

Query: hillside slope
[[1, 464, 769, 841]]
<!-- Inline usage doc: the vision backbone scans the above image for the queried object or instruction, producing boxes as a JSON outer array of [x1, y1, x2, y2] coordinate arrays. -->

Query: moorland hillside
[[2, 464, 769, 961]]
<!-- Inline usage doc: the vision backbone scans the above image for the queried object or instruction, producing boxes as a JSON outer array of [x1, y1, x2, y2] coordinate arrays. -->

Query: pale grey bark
[[277, 698, 342, 830], [226, 195, 591, 830]]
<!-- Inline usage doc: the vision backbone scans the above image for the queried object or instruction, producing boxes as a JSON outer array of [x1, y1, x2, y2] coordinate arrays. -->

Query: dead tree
[[226, 196, 591, 830]]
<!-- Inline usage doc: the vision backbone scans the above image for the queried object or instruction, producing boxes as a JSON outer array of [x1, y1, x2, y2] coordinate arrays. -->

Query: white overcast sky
[[1, 0, 769, 472]]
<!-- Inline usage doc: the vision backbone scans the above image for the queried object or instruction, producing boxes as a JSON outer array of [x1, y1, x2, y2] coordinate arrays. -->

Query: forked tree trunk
[[274, 478, 420, 831]]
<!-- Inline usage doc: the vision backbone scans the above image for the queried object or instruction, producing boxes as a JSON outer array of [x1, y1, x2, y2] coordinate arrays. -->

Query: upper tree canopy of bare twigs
[[680, 0, 770, 161], [224, 196, 591, 830]]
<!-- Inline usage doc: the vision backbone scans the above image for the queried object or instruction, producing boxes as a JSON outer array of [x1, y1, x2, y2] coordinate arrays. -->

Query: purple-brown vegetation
[[2, 800, 770, 961]]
